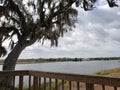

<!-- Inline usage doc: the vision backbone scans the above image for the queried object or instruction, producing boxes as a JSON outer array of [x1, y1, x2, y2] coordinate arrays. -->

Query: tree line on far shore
[[0, 57, 119, 64]]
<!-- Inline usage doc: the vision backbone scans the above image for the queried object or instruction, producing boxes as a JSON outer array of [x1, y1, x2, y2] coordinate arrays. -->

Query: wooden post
[[86, 83, 94, 90], [33, 76, 39, 90], [102, 85, 105, 90], [19, 76, 23, 90], [44, 77, 46, 90], [39, 77, 41, 90], [29, 76, 31, 90], [49, 78, 52, 90], [55, 79, 58, 90], [114, 87, 117, 90], [77, 81, 80, 90], [69, 81, 72, 90], [62, 80, 64, 90]]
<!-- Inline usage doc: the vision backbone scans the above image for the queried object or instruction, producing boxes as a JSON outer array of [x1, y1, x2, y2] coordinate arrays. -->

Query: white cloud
[[19, 3, 120, 58]]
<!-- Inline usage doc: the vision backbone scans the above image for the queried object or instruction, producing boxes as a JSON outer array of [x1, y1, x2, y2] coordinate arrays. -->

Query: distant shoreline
[[0, 57, 120, 65]]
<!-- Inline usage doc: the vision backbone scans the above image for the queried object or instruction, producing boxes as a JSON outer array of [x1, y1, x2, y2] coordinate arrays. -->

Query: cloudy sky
[[4, 1, 120, 59]]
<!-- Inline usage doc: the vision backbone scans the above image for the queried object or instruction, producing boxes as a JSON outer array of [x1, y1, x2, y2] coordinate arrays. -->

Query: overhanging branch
[[8, 0, 26, 33]]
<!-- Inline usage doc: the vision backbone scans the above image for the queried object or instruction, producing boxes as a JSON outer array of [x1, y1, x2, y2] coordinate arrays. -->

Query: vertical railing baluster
[[44, 77, 46, 90], [55, 79, 58, 90], [19, 76, 23, 90], [12, 76, 15, 90], [77, 81, 80, 90], [86, 83, 94, 90], [33, 76, 39, 90], [62, 80, 64, 90], [114, 87, 117, 90], [39, 77, 41, 90], [69, 81, 71, 90], [102, 85, 105, 90], [49, 78, 52, 90], [29, 75, 31, 90]]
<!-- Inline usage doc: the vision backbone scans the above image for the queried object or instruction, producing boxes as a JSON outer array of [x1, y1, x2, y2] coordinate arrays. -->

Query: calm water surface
[[0, 60, 120, 74], [0, 60, 118, 74]]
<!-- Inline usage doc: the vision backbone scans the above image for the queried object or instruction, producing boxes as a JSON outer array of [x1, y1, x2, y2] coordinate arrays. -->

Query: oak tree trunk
[[3, 43, 26, 71], [0, 42, 26, 89]]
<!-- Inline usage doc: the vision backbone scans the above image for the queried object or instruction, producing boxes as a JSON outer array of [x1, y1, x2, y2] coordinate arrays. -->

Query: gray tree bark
[[3, 43, 26, 71], [0, 42, 27, 89]]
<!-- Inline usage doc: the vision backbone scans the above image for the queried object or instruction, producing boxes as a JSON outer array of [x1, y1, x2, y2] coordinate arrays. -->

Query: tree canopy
[[0, 0, 118, 57]]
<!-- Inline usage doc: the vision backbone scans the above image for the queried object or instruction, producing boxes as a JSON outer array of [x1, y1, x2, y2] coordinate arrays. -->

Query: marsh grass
[[2, 80, 67, 90], [94, 68, 120, 77], [0, 87, 18, 90]]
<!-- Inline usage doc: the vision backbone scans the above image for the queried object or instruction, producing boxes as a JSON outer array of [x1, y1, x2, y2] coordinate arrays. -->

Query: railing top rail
[[29, 70, 120, 87], [0, 70, 29, 76], [0, 70, 120, 87]]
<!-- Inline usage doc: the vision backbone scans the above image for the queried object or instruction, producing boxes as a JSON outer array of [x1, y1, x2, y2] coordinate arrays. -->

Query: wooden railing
[[0, 70, 120, 90]]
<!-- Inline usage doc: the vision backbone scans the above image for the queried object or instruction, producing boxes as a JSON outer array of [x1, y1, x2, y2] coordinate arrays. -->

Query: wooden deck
[[0, 70, 120, 90]]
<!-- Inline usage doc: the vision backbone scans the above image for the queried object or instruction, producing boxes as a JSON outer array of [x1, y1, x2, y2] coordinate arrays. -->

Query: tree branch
[[50, 0, 76, 19], [107, 0, 118, 7], [8, 0, 26, 33], [0, 26, 21, 39]]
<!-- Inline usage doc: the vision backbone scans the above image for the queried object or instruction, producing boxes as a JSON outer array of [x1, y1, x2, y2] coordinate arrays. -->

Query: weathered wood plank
[[29, 70, 120, 87], [44, 77, 46, 90], [33, 76, 39, 90], [19, 76, 23, 90], [69, 81, 72, 90], [62, 80, 64, 90], [49, 78, 52, 90], [77, 81, 80, 90], [55, 79, 58, 90], [86, 83, 94, 90], [102, 85, 105, 90], [0, 70, 120, 90], [39, 77, 41, 90], [29, 76, 31, 90], [114, 87, 117, 90]]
